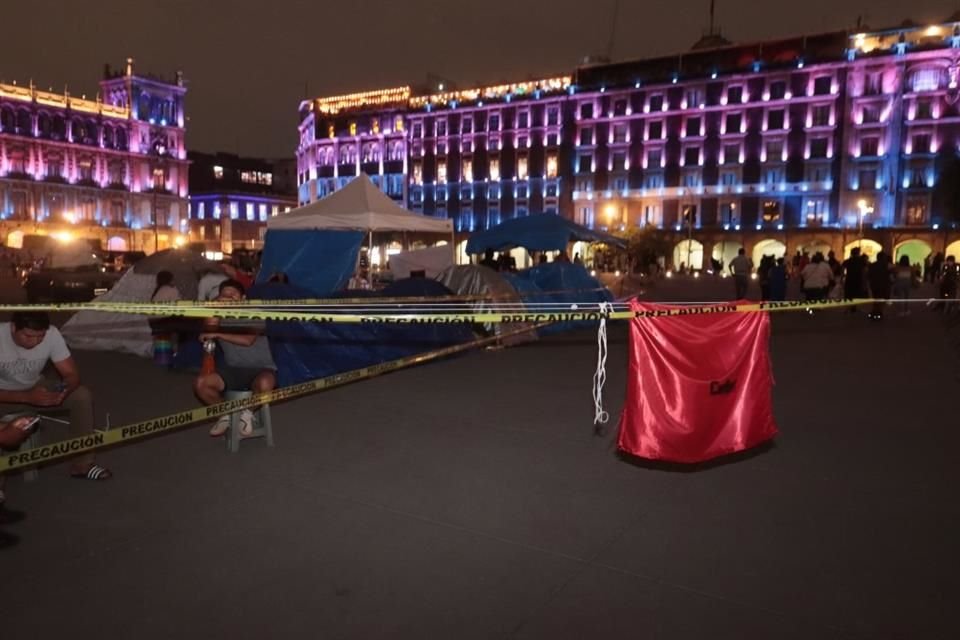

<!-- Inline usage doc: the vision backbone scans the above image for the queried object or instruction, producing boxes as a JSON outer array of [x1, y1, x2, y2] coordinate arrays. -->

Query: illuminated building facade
[[188, 151, 296, 254], [0, 59, 188, 252], [298, 19, 960, 267]]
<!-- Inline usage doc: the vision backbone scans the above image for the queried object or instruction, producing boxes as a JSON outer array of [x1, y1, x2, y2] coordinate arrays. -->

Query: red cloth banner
[[617, 300, 778, 463]]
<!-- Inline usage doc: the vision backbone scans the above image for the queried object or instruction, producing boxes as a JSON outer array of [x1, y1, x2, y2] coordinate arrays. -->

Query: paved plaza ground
[[1, 274, 957, 639]]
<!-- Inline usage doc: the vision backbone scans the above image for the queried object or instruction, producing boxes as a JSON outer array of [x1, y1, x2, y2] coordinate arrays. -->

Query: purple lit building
[[298, 19, 960, 268], [0, 58, 189, 253]]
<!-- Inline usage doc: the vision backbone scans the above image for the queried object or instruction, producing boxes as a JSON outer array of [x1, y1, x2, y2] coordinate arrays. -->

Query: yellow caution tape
[[0, 297, 885, 324], [0, 325, 539, 473]]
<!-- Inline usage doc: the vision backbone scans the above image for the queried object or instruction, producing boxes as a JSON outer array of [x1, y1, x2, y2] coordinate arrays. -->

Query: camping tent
[[268, 174, 453, 233], [259, 174, 454, 294], [465, 213, 626, 254], [389, 246, 454, 280], [437, 265, 538, 346], [61, 250, 221, 357]]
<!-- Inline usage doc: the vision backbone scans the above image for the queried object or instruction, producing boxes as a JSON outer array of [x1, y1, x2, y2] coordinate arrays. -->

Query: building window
[[905, 197, 927, 224], [908, 166, 926, 188], [611, 151, 626, 172], [229, 202, 239, 220], [246, 202, 255, 221], [682, 171, 701, 187], [436, 119, 447, 136], [862, 104, 881, 123], [643, 173, 663, 189], [272, 204, 279, 216], [769, 80, 787, 100], [348, 122, 357, 136], [911, 134, 931, 154], [860, 137, 879, 157], [488, 113, 501, 131], [546, 153, 558, 178], [516, 183, 528, 199], [489, 157, 501, 181], [412, 161, 423, 185], [763, 167, 784, 185], [912, 68, 940, 93], [460, 159, 473, 183], [579, 102, 594, 119], [436, 141, 447, 156], [546, 183, 559, 197], [647, 148, 663, 168], [720, 171, 738, 186], [575, 177, 592, 192], [809, 138, 829, 158], [339, 145, 355, 164], [811, 105, 831, 127], [683, 146, 700, 166], [685, 88, 702, 108], [723, 143, 740, 164], [577, 154, 592, 173], [547, 107, 559, 125], [517, 135, 529, 149], [761, 200, 781, 222], [362, 143, 379, 163], [725, 113, 743, 134], [412, 122, 423, 138], [437, 160, 447, 184], [647, 121, 663, 140], [578, 127, 594, 146], [865, 71, 882, 96], [813, 76, 832, 95], [77, 160, 94, 182], [681, 204, 697, 226], [685, 117, 702, 137], [764, 140, 784, 161], [517, 111, 529, 128], [575, 206, 590, 226], [727, 85, 743, 104], [720, 201, 739, 225], [459, 116, 472, 134], [916, 99, 933, 120], [517, 156, 529, 180], [806, 164, 831, 183], [259, 203, 267, 221], [767, 109, 785, 130], [805, 198, 828, 225], [394, 116, 404, 132], [152, 167, 166, 190], [648, 94, 664, 112], [612, 124, 628, 143], [613, 99, 628, 116], [642, 204, 659, 226], [213, 203, 222, 220]]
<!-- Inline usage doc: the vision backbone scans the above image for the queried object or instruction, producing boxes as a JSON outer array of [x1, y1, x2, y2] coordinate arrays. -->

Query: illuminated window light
[[635, 81, 641, 88], [711, 72, 718, 79]]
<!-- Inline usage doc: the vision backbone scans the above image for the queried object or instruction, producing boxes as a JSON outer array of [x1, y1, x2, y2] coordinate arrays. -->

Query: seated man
[[193, 280, 277, 437], [0, 312, 111, 507]]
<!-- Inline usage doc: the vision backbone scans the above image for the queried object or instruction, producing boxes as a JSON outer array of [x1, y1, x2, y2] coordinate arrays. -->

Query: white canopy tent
[[268, 174, 453, 234]]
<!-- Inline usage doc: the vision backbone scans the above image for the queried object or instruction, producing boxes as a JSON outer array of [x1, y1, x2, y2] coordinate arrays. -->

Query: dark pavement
[[1, 275, 957, 639]]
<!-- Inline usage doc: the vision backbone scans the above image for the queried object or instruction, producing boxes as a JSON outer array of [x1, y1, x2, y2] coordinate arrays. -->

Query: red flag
[[617, 300, 778, 463]]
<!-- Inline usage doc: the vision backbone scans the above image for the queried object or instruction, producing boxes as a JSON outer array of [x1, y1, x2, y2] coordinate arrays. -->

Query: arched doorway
[[844, 239, 882, 259], [711, 242, 740, 271], [5, 230, 24, 249], [107, 236, 128, 251], [946, 240, 960, 260], [673, 239, 703, 271], [894, 239, 932, 268], [751, 239, 786, 268]]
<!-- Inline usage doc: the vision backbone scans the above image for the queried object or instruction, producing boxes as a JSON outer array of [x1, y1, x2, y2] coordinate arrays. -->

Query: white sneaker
[[209, 414, 231, 437], [237, 410, 255, 437]]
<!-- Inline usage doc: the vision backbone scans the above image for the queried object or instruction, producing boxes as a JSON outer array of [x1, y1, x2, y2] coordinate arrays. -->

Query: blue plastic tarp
[[465, 214, 626, 254], [502, 263, 613, 336], [262, 280, 476, 387], [257, 229, 364, 296]]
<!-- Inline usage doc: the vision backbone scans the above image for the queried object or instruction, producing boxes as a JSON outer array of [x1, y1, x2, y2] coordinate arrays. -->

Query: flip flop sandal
[[71, 465, 113, 481]]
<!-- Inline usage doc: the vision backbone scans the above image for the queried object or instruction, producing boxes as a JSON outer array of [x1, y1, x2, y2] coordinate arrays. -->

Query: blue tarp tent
[[502, 263, 613, 336], [465, 214, 626, 254], [261, 280, 475, 386], [257, 229, 364, 295]]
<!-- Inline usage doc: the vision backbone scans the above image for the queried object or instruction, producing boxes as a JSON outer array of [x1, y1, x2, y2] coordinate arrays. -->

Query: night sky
[[0, 0, 954, 158]]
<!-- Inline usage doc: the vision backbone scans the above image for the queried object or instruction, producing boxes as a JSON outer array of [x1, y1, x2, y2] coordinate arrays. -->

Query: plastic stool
[[23, 431, 40, 482], [223, 391, 274, 453]]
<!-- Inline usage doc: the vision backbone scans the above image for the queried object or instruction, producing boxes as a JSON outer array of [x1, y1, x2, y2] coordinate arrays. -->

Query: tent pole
[[450, 230, 456, 264]]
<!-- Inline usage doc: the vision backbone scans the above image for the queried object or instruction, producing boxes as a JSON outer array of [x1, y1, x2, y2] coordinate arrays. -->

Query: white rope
[[593, 301, 612, 428]]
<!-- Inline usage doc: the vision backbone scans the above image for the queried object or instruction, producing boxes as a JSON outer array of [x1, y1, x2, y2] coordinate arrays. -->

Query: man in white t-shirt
[[0, 312, 111, 510]]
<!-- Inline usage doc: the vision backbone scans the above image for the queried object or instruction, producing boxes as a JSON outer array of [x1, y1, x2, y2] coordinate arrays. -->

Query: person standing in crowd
[[931, 252, 945, 284], [480, 249, 498, 270], [843, 247, 867, 311], [801, 253, 834, 303], [768, 257, 788, 301], [729, 248, 753, 300], [867, 251, 892, 321], [892, 255, 914, 316], [757, 255, 774, 300], [939, 255, 959, 305]]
